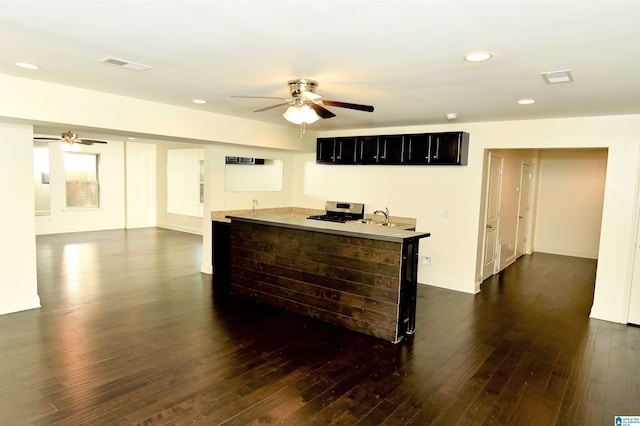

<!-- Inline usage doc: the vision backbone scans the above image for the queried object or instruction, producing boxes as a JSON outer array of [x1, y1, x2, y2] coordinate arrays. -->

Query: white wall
[[32, 145, 50, 214], [126, 142, 157, 229], [0, 122, 40, 314], [534, 149, 608, 258]]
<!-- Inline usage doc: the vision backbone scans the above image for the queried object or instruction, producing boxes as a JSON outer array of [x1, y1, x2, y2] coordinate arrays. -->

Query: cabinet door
[[317, 138, 336, 163], [405, 134, 430, 164], [357, 136, 379, 164], [379, 135, 404, 164], [429, 132, 469, 165], [335, 137, 357, 164]]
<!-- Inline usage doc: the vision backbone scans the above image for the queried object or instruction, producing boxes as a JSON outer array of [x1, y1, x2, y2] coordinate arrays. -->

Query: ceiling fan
[[34, 131, 108, 151], [232, 79, 374, 135]]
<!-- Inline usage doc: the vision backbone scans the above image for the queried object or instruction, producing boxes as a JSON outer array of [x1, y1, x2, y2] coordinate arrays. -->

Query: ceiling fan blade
[[77, 139, 108, 144], [254, 102, 290, 113], [308, 102, 336, 119], [33, 137, 60, 141], [322, 100, 374, 112]]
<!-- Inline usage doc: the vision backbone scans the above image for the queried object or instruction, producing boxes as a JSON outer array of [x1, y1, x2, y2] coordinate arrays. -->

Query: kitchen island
[[224, 213, 430, 343]]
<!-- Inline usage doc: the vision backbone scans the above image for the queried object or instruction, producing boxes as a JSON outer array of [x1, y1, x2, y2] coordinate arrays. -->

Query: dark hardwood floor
[[0, 228, 638, 425]]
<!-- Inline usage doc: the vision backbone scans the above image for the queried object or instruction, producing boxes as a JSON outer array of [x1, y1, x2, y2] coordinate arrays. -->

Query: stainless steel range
[[307, 201, 365, 223]]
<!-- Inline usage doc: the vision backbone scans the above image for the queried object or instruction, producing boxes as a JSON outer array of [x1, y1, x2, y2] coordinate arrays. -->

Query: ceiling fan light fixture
[[283, 104, 319, 124], [60, 142, 80, 151]]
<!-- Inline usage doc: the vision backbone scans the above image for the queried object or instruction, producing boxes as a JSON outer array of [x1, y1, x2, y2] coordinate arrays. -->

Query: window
[[64, 152, 100, 208]]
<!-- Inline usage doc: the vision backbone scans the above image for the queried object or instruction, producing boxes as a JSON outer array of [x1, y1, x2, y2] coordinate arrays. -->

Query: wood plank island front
[[225, 213, 430, 343]]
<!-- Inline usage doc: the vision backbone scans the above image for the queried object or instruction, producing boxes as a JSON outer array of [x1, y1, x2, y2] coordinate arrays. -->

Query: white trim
[[0, 295, 41, 316], [157, 223, 203, 235]]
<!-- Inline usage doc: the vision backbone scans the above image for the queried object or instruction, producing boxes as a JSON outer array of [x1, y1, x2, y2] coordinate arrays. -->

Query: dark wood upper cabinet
[[406, 133, 430, 164], [357, 136, 379, 164], [334, 137, 357, 164], [316, 137, 336, 164], [428, 132, 469, 165], [379, 135, 404, 164], [317, 131, 469, 166], [317, 137, 358, 164]]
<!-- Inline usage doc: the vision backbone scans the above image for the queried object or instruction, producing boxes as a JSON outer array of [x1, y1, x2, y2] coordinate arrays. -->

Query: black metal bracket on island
[[214, 213, 430, 343]]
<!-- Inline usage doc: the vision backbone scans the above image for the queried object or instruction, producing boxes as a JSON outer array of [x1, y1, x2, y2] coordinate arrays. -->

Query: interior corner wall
[[0, 122, 41, 315], [534, 149, 608, 259]]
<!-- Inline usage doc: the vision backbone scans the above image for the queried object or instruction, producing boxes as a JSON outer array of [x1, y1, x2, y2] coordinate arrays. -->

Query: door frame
[[481, 152, 503, 281], [516, 162, 532, 258]]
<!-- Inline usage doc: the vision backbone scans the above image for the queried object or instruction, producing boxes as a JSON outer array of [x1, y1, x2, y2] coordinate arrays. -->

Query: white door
[[483, 153, 503, 280], [516, 163, 532, 258]]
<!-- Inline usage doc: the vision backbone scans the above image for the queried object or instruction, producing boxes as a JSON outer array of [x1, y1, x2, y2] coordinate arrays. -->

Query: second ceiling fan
[[35, 131, 108, 150]]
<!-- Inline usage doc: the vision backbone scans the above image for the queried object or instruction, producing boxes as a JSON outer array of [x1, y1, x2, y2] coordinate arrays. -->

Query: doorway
[[478, 148, 608, 284], [516, 162, 532, 259]]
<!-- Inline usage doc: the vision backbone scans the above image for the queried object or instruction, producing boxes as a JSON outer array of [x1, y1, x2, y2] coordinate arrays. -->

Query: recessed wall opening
[[478, 147, 608, 292]]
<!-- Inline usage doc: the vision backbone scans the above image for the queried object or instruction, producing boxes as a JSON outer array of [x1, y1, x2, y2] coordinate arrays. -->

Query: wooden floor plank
[[0, 228, 638, 425]]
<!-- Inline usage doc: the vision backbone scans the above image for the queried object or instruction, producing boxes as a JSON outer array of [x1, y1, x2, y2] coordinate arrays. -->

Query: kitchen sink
[[352, 219, 398, 227]]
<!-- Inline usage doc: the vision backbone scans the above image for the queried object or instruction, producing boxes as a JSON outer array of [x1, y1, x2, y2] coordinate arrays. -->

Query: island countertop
[[225, 213, 430, 243]]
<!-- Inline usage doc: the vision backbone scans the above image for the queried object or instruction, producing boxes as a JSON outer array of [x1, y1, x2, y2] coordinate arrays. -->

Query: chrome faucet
[[252, 199, 258, 215], [373, 207, 390, 225]]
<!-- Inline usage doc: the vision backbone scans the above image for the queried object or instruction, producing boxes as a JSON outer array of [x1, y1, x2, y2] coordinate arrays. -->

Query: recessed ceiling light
[[518, 99, 536, 105], [446, 113, 458, 120], [16, 62, 40, 70], [192, 99, 207, 104], [463, 52, 493, 62]]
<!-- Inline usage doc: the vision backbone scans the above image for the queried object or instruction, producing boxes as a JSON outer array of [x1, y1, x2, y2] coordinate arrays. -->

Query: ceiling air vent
[[98, 57, 152, 72], [541, 70, 574, 84]]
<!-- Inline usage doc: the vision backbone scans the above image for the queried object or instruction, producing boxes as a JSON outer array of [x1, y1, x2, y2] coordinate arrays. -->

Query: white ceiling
[[1, 0, 639, 135]]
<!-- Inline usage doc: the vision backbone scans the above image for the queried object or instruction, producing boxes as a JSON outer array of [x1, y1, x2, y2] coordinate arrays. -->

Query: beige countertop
[[222, 212, 427, 243], [211, 206, 417, 230]]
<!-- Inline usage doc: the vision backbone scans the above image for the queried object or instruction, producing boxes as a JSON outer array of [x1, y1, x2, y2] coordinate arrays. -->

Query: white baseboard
[[157, 223, 203, 235], [0, 295, 41, 316], [589, 301, 628, 324], [418, 279, 478, 294], [534, 246, 598, 259]]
